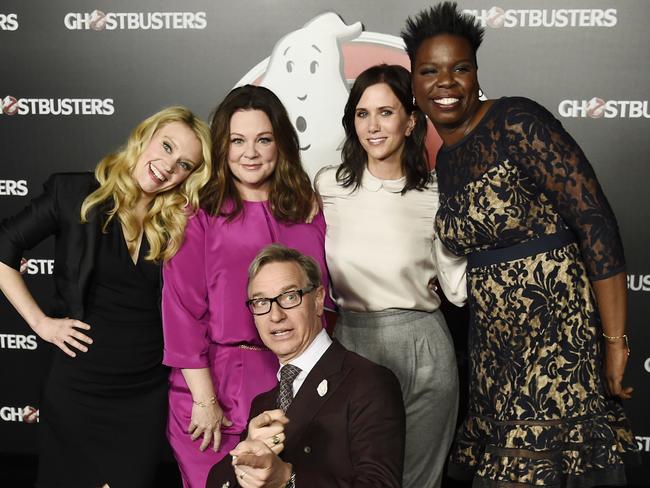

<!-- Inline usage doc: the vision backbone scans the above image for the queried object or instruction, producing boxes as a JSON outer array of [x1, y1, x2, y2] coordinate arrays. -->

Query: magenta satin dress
[[162, 201, 330, 488]]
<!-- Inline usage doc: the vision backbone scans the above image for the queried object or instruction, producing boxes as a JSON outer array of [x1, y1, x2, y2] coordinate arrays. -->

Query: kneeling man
[[207, 244, 405, 488]]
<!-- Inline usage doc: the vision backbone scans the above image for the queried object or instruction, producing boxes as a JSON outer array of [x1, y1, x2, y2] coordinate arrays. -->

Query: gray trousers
[[335, 309, 459, 488]]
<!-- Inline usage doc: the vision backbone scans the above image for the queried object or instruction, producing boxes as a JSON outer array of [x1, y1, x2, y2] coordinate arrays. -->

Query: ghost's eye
[[310, 60, 319, 74], [286, 61, 294, 73]]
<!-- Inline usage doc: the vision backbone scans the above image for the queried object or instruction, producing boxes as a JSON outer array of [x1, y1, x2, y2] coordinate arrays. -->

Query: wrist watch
[[285, 471, 296, 488]]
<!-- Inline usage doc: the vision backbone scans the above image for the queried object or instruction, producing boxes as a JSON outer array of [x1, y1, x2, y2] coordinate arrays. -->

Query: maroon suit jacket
[[206, 340, 405, 488]]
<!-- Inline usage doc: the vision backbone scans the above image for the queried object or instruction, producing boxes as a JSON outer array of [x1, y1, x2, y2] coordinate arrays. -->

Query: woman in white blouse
[[315, 64, 466, 488]]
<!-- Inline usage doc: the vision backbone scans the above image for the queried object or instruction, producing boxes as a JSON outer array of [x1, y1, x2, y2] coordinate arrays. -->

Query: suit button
[[303, 446, 312, 454]]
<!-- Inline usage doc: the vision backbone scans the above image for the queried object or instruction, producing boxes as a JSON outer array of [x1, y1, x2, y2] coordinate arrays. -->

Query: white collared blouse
[[315, 165, 466, 312]]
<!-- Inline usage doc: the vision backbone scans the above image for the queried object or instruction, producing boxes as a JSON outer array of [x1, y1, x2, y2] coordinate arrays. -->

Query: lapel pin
[[317, 379, 328, 397], [220, 482, 230, 488]]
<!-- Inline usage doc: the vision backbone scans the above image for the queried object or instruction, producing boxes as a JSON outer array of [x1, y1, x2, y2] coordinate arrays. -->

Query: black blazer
[[0, 172, 105, 319], [206, 340, 406, 488]]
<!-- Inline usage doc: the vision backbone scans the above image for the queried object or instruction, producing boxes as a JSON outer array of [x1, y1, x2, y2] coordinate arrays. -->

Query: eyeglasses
[[246, 285, 316, 316]]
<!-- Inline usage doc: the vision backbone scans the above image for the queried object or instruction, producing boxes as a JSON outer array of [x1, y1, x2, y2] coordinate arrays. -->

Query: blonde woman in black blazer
[[0, 106, 211, 488]]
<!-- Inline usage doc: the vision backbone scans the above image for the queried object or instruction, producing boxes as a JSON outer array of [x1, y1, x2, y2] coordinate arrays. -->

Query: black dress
[[37, 218, 168, 488], [436, 97, 637, 487]]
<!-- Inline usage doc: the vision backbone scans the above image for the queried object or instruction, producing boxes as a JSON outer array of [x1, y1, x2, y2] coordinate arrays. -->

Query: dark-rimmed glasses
[[246, 285, 316, 316]]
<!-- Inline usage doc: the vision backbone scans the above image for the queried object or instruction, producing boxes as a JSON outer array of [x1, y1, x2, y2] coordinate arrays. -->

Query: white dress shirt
[[315, 165, 466, 312], [277, 329, 333, 396]]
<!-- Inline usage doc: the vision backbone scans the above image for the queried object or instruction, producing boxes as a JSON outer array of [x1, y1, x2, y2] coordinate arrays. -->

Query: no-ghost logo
[[0, 13, 18, 30], [236, 12, 442, 180], [0, 406, 39, 423], [464, 7, 617, 28], [64, 10, 207, 30], [559, 98, 650, 119], [1, 96, 114, 116]]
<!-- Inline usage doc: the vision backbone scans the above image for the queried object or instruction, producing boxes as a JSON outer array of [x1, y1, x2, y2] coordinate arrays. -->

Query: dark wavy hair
[[401, 1, 485, 66], [337, 64, 430, 194], [201, 85, 313, 222]]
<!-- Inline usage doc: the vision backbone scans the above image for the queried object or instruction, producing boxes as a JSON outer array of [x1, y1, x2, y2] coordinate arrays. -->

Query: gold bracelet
[[193, 396, 217, 408], [602, 332, 625, 340], [602, 333, 630, 355]]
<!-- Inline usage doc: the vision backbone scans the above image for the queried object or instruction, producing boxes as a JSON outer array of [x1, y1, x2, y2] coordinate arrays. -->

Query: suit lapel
[[283, 341, 349, 453], [255, 386, 280, 416]]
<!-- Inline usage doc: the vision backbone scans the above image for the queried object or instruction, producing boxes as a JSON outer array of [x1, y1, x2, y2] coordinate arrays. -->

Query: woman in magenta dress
[[162, 85, 330, 488]]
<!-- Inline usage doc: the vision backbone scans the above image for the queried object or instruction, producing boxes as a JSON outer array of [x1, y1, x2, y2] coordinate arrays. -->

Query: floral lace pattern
[[436, 98, 635, 487], [436, 97, 624, 280]]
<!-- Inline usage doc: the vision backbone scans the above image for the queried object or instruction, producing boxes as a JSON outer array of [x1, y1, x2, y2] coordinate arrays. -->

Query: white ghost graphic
[[261, 13, 362, 180]]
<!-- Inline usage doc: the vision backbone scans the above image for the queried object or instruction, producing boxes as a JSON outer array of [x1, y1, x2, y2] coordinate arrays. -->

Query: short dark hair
[[337, 64, 431, 194], [401, 1, 485, 66], [247, 244, 322, 293], [200, 85, 314, 222]]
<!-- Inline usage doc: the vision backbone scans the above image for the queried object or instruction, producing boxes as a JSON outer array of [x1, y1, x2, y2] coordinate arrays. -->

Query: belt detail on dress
[[237, 343, 269, 351], [467, 229, 576, 269]]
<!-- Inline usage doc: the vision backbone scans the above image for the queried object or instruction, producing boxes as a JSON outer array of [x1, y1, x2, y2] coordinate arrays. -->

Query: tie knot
[[280, 364, 302, 384]]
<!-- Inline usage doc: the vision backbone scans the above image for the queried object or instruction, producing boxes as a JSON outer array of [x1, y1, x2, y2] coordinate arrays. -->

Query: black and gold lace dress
[[436, 97, 637, 487]]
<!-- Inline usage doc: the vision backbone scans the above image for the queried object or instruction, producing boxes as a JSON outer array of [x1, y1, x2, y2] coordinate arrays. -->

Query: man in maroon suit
[[206, 244, 405, 488]]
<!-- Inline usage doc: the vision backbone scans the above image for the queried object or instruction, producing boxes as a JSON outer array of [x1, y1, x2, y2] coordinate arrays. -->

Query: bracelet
[[602, 333, 630, 355], [192, 396, 217, 407]]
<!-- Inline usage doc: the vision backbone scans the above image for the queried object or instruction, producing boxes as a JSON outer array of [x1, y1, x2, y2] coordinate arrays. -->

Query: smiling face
[[354, 82, 415, 169], [132, 121, 202, 200], [412, 34, 481, 144], [228, 109, 278, 201], [249, 260, 324, 364]]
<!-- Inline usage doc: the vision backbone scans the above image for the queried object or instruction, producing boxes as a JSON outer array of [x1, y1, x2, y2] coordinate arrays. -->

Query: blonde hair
[[80, 106, 212, 262]]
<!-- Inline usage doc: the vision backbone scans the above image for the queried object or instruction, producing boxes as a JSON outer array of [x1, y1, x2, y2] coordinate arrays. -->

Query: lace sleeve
[[503, 97, 625, 280]]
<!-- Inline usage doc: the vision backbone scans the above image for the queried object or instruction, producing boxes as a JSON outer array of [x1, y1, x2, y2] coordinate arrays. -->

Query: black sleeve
[[0, 174, 61, 270], [504, 97, 625, 280]]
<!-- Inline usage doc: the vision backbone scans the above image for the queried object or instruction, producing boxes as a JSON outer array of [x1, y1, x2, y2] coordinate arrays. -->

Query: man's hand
[[246, 409, 289, 455], [231, 439, 292, 488]]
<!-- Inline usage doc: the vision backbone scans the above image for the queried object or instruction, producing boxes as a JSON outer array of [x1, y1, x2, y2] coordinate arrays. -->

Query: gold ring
[[239, 471, 245, 480], [272, 434, 281, 445]]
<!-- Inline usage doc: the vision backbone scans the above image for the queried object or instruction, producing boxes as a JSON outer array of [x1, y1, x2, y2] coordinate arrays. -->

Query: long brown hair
[[338, 64, 430, 194], [201, 85, 313, 222]]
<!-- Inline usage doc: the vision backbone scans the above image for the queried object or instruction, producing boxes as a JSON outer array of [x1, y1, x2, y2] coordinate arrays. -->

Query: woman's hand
[[603, 340, 633, 400], [188, 399, 233, 452], [33, 316, 92, 358], [246, 409, 289, 455]]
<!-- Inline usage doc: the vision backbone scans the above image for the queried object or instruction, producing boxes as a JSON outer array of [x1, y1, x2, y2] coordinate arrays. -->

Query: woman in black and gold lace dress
[[402, 2, 637, 487]]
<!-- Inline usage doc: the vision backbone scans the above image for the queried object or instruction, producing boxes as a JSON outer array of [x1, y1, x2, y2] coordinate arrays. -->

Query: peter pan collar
[[361, 166, 406, 193]]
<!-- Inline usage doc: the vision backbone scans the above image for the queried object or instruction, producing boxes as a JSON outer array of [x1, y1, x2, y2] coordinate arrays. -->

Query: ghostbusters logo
[[237, 12, 442, 180]]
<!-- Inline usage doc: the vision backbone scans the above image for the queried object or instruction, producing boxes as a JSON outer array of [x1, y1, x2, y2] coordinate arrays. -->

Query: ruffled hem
[[447, 402, 638, 487], [448, 462, 626, 488]]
